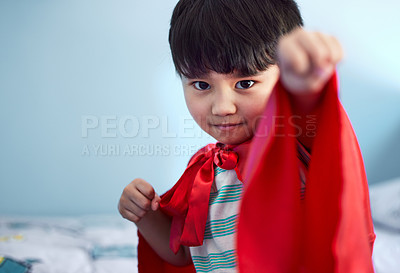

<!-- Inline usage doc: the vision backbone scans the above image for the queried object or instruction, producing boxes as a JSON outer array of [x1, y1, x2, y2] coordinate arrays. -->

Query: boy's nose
[[211, 89, 237, 116]]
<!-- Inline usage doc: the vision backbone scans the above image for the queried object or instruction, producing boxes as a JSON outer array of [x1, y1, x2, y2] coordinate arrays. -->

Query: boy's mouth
[[211, 123, 244, 131]]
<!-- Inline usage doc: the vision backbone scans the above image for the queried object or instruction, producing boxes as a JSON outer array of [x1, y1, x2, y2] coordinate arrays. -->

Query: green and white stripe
[[203, 214, 238, 239], [190, 168, 242, 273], [209, 184, 243, 205], [192, 249, 237, 273]]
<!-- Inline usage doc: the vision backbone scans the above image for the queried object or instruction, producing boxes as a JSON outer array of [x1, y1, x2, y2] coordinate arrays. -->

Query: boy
[[119, 0, 375, 272]]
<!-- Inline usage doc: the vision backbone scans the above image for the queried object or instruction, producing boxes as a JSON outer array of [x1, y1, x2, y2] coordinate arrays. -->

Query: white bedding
[[1, 178, 399, 273], [0, 215, 138, 273]]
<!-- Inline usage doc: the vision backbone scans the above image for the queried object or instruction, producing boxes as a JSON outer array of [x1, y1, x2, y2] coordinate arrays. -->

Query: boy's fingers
[[151, 193, 161, 211], [120, 190, 150, 216], [311, 32, 343, 69], [128, 187, 153, 211], [135, 179, 156, 200], [297, 31, 330, 70], [327, 35, 344, 64], [313, 32, 333, 64], [278, 35, 309, 75], [120, 207, 141, 223]]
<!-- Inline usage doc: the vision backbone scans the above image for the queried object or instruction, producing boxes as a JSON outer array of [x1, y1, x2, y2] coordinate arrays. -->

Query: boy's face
[[182, 65, 280, 145]]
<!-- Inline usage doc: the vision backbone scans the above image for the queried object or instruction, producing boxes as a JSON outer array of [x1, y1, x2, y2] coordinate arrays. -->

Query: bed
[[0, 215, 138, 273], [1, 178, 399, 273]]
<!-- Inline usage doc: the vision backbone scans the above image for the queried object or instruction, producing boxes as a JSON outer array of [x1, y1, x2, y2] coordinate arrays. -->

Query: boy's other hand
[[277, 28, 343, 94], [118, 178, 161, 224]]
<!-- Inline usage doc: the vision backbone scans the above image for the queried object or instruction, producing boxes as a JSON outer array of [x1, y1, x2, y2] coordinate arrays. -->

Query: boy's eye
[[193, 81, 211, 90], [235, 80, 255, 89]]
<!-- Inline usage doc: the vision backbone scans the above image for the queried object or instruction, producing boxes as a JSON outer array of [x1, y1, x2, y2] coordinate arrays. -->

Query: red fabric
[[237, 73, 375, 272], [137, 73, 375, 273]]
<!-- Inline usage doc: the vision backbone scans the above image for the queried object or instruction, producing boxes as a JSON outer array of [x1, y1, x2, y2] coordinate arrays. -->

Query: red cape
[[137, 74, 375, 273]]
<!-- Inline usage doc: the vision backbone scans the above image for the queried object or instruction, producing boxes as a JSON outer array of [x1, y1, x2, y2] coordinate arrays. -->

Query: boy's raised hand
[[277, 28, 343, 94], [118, 178, 161, 224]]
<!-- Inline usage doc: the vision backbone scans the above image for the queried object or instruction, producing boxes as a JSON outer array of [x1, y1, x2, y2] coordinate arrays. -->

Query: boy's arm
[[118, 178, 192, 266], [136, 209, 192, 266], [277, 28, 344, 150]]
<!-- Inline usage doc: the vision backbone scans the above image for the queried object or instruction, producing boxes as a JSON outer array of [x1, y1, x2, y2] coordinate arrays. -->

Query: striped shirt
[[189, 142, 311, 273]]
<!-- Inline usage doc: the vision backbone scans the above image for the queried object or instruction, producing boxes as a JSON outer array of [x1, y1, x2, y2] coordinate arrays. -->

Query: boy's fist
[[277, 28, 343, 93], [118, 178, 161, 224]]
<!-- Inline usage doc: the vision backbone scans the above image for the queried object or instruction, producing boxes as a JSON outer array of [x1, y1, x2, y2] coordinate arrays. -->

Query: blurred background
[[0, 0, 399, 216]]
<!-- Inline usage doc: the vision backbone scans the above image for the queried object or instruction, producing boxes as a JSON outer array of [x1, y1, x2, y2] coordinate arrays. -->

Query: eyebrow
[[184, 70, 262, 80]]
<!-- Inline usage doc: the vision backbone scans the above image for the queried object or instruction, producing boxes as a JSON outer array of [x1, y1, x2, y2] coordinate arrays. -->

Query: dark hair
[[169, 0, 303, 78]]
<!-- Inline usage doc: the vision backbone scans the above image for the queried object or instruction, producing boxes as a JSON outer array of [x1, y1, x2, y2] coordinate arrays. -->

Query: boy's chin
[[214, 135, 253, 146]]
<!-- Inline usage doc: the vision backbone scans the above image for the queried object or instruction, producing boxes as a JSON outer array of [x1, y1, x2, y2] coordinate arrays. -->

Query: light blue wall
[[299, 0, 400, 183], [0, 0, 399, 216]]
